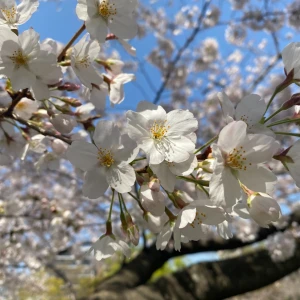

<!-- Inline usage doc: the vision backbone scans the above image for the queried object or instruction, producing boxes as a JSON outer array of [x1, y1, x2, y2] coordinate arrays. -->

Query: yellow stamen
[[9, 50, 28, 67], [1, 6, 16, 23], [150, 120, 169, 141], [98, 0, 117, 20], [98, 148, 114, 167]]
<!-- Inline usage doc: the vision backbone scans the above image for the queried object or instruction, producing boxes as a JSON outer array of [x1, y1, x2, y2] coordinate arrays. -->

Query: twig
[[57, 23, 86, 62], [153, 0, 212, 104]]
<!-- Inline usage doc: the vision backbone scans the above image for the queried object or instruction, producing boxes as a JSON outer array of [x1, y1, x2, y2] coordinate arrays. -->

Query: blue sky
[[20, 0, 300, 265]]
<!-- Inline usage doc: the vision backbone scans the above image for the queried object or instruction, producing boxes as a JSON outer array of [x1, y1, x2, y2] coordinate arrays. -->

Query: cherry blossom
[[76, 0, 138, 43], [71, 33, 103, 89], [126, 101, 198, 164], [210, 121, 279, 208], [0, 0, 39, 29], [67, 120, 138, 198]]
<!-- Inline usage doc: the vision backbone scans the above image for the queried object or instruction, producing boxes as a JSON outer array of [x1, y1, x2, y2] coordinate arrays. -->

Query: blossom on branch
[[67, 120, 138, 198], [126, 101, 198, 165], [76, 0, 138, 43]]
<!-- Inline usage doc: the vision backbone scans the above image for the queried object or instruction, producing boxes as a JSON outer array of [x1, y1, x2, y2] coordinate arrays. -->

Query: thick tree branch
[[87, 210, 300, 299], [123, 240, 300, 300]]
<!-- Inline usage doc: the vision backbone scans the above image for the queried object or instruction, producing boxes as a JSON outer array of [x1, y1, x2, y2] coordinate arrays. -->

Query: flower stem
[[263, 108, 284, 124], [194, 135, 218, 154], [177, 176, 209, 187], [274, 131, 300, 138], [267, 118, 299, 127], [128, 192, 145, 212], [57, 23, 86, 62], [165, 207, 176, 221], [107, 189, 115, 222], [264, 89, 278, 115]]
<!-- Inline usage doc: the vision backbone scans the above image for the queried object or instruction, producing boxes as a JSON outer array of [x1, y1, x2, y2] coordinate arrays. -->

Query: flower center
[[150, 120, 169, 140], [189, 211, 206, 228], [1, 6, 16, 23], [226, 146, 252, 171], [98, 148, 114, 167], [77, 55, 90, 68], [15, 101, 27, 110], [98, 0, 117, 20], [9, 50, 28, 68]]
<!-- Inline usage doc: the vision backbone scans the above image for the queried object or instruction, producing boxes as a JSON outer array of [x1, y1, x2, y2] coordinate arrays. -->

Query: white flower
[[210, 121, 279, 208], [71, 34, 103, 89], [88, 83, 108, 111], [143, 212, 168, 234], [51, 139, 68, 155], [51, 114, 77, 134], [282, 42, 300, 79], [89, 234, 130, 261], [150, 154, 197, 192], [174, 200, 227, 250], [66, 121, 138, 198], [75, 103, 95, 120], [126, 101, 198, 164], [21, 134, 47, 160], [34, 152, 60, 171], [0, 28, 61, 96], [156, 220, 176, 251], [76, 0, 138, 43], [247, 192, 281, 228], [140, 183, 165, 217], [218, 92, 274, 136], [105, 59, 124, 76], [200, 38, 219, 63], [14, 97, 38, 120], [0, 0, 39, 29], [109, 73, 135, 105]]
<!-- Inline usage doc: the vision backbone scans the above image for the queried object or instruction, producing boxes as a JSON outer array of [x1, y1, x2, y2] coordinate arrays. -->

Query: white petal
[[66, 141, 98, 171], [166, 109, 198, 137], [218, 121, 247, 153], [106, 163, 135, 193], [93, 120, 121, 150], [218, 92, 235, 123], [83, 168, 109, 199]]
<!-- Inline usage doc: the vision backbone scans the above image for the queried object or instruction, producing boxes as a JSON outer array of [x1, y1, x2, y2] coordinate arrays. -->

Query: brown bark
[[86, 210, 300, 300]]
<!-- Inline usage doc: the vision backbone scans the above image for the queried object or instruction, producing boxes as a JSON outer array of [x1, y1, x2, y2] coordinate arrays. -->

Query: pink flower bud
[[58, 82, 81, 92], [148, 177, 160, 192], [281, 93, 300, 110]]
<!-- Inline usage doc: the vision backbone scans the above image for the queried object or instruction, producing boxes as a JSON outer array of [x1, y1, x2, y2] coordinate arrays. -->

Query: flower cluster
[[0, 0, 300, 265]]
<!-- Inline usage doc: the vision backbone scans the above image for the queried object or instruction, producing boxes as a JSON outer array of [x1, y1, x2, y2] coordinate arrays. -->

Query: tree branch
[[87, 210, 300, 299], [153, 0, 212, 104]]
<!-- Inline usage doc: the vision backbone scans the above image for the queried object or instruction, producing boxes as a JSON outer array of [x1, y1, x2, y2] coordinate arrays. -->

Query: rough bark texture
[[86, 210, 300, 300]]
